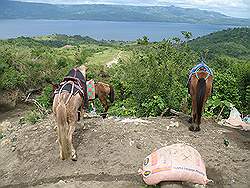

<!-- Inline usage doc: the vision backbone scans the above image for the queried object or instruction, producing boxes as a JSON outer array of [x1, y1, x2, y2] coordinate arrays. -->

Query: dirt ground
[[0, 107, 249, 188]]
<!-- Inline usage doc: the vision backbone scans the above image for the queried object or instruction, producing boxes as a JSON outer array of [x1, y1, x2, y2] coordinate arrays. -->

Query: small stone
[[58, 180, 66, 184], [74, 171, 79, 175], [46, 126, 51, 130], [136, 143, 142, 149], [194, 184, 206, 188], [32, 127, 38, 131], [11, 146, 16, 152], [1, 139, 11, 146]]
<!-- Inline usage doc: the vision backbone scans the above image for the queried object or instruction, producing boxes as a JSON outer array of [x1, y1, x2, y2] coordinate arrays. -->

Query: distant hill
[[0, 0, 250, 26], [189, 28, 250, 59], [0, 34, 102, 48]]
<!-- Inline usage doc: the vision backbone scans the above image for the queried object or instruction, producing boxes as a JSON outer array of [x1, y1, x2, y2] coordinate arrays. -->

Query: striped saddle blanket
[[87, 80, 95, 100]]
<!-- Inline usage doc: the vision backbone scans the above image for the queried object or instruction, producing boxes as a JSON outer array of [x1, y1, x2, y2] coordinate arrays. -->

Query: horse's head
[[77, 65, 88, 78]]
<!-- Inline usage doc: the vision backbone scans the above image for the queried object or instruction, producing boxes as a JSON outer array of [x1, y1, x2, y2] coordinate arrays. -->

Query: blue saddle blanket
[[188, 62, 213, 80]]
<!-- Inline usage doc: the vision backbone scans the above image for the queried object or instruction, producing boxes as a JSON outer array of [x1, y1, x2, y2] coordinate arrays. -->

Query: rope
[[65, 82, 74, 105]]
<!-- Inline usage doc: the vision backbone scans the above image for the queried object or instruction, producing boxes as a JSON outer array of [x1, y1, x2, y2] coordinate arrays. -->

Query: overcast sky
[[15, 0, 250, 18]]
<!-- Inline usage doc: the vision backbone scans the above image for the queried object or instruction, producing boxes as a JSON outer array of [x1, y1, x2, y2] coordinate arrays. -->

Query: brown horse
[[52, 65, 87, 160], [188, 63, 213, 131], [89, 81, 115, 118]]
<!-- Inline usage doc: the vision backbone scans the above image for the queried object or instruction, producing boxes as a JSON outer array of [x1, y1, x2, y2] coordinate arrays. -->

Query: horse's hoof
[[60, 154, 66, 160], [77, 111, 81, 121], [189, 126, 200, 132], [189, 126, 195, 131], [101, 113, 107, 119], [72, 154, 77, 161], [188, 117, 192, 123], [194, 126, 201, 132]]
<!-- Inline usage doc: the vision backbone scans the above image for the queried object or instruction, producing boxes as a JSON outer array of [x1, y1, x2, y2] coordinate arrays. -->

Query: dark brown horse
[[51, 81, 115, 118], [188, 63, 213, 131], [89, 81, 115, 118]]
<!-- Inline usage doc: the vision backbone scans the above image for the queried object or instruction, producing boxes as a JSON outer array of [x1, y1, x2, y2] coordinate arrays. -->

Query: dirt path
[[106, 51, 122, 68], [0, 112, 249, 188]]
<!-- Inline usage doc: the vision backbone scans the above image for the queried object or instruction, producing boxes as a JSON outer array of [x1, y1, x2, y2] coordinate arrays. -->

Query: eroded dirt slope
[[0, 110, 249, 188]]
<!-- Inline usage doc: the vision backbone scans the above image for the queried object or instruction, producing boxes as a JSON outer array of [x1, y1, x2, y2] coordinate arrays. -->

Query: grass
[[86, 48, 122, 66], [24, 110, 42, 124], [87, 48, 132, 66]]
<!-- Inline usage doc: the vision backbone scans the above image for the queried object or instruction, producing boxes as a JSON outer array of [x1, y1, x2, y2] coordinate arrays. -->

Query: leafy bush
[[110, 36, 249, 117], [24, 110, 42, 124], [109, 40, 198, 117], [37, 85, 53, 109], [1, 31, 249, 118]]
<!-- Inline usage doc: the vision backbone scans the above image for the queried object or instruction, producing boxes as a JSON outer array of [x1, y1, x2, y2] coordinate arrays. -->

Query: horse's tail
[[56, 101, 70, 160], [196, 78, 206, 125], [109, 85, 115, 103]]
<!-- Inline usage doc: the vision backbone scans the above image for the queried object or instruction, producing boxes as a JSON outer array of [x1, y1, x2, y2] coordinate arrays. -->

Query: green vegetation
[[0, 34, 116, 122], [1, 0, 250, 26], [0, 28, 249, 120], [189, 28, 250, 116], [108, 28, 249, 117], [24, 110, 43, 124], [109, 41, 197, 116], [189, 28, 250, 59]]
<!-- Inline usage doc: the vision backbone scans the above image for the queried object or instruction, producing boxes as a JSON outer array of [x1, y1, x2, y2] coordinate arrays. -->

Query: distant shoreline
[[0, 20, 238, 41], [1, 1, 249, 26], [0, 18, 246, 27]]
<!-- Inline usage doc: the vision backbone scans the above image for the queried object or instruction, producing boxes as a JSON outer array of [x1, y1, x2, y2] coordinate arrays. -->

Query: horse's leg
[[193, 96, 201, 131], [189, 95, 197, 131], [57, 129, 64, 159], [91, 101, 96, 112], [99, 95, 108, 118], [68, 113, 77, 161], [52, 95, 62, 158]]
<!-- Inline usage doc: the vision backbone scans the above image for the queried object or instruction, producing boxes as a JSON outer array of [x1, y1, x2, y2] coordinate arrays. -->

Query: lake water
[[0, 19, 235, 41]]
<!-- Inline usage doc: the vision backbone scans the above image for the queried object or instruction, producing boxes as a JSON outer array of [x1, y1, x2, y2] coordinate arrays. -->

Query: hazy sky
[[15, 0, 250, 18]]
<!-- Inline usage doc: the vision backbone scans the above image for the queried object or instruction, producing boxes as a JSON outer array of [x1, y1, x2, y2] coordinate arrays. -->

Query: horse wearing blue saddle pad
[[187, 60, 213, 131], [188, 61, 213, 94]]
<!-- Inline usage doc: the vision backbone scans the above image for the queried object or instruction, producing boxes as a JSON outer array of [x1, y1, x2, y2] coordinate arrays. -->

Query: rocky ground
[[0, 107, 249, 188]]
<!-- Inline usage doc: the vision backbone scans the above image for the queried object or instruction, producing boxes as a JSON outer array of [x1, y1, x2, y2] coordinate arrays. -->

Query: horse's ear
[[78, 65, 88, 72]]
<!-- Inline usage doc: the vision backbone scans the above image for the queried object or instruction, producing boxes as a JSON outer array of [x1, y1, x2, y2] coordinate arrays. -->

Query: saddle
[[188, 61, 213, 81], [55, 68, 88, 110], [187, 61, 213, 94]]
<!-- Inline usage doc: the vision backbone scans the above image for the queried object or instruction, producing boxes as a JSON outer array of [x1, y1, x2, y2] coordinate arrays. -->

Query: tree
[[137, 36, 149, 45], [181, 31, 192, 41]]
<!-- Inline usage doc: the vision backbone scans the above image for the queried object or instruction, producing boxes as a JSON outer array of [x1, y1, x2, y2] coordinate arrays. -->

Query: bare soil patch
[[0, 111, 249, 188]]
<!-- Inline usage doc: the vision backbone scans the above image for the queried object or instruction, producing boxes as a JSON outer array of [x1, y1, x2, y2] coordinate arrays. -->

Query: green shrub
[[24, 110, 42, 124], [110, 41, 198, 117], [37, 85, 53, 109]]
